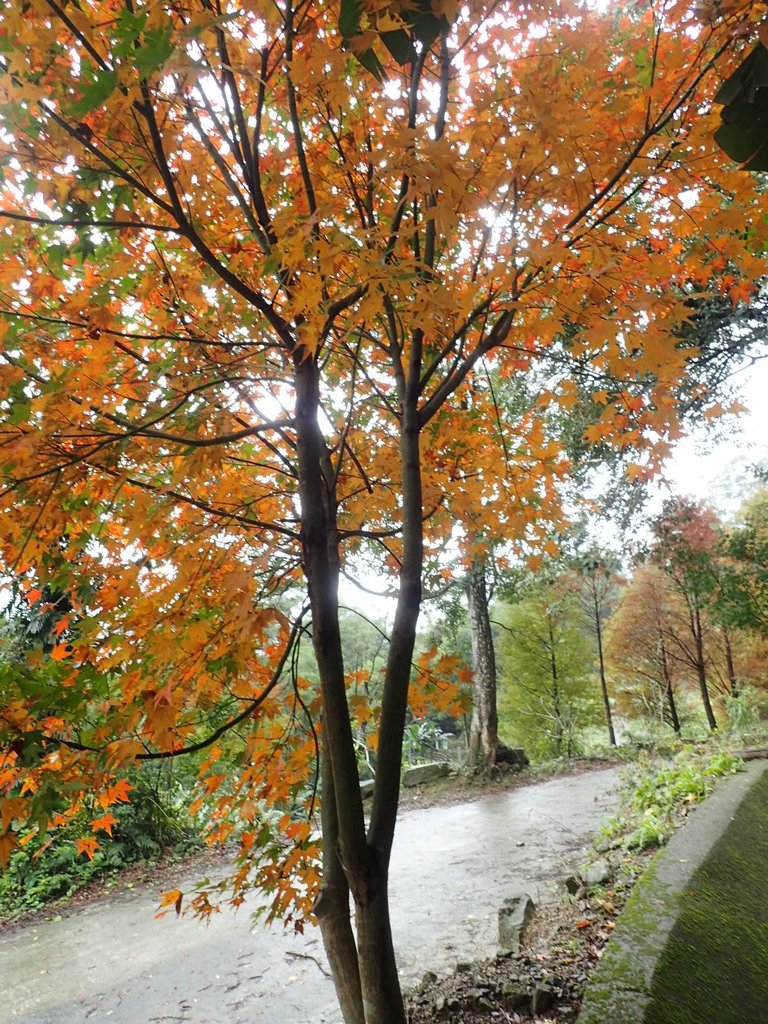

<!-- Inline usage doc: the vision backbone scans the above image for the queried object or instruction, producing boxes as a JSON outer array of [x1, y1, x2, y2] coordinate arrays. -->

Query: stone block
[[402, 762, 449, 787], [498, 890, 536, 953]]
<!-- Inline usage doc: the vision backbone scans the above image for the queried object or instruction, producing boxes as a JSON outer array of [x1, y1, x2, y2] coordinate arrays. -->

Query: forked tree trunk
[[314, 745, 364, 1024], [467, 558, 499, 767], [294, 356, 368, 1022], [294, 353, 421, 1024]]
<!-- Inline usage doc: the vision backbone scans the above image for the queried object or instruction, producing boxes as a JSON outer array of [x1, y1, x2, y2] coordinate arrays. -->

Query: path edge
[[577, 759, 768, 1024]]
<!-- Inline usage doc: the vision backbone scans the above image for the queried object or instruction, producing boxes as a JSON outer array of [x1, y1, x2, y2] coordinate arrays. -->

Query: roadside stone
[[498, 890, 536, 953], [531, 984, 554, 1015], [402, 762, 450, 787], [496, 744, 530, 769], [360, 779, 375, 799], [500, 982, 530, 1010], [583, 858, 611, 887]]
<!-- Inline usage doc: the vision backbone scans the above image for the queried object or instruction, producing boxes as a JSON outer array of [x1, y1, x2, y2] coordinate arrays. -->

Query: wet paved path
[[0, 767, 619, 1024]]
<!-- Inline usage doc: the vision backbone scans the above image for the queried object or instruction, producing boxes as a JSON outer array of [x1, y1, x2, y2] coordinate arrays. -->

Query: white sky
[[340, 355, 768, 618], [655, 356, 768, 521]]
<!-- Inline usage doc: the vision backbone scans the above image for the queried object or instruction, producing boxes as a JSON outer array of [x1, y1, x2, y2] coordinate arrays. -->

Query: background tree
[[716, 486, 768, 635], [497, 574, 599, 759], [466, 552, 500, 767], [650, 498, 724, 729], [573, 551, 622, 746], [0, 3, 766, 1023], [606, 564, 683, 735]]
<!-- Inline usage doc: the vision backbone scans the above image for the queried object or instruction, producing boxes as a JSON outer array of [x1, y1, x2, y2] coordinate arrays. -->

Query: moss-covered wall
[[644, 769, 768, 1024]]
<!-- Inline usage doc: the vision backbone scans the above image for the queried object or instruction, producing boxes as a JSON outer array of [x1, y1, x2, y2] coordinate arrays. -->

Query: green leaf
[[134, 28, 175, 79], [380, 29, 416, 66], [339, 0, 361, 40], [69, 68, 119, 118], [411, 12, 446, 52], [714, 44, 768, 106], [356, 47, 386, 83], [714, 44, 768, 171], [714, 99, 768, 169]]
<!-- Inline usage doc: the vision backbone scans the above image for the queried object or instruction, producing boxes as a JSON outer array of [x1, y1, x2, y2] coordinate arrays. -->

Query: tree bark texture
[[467, 558, 499, 767], [548, 617, 563, 757], [314, 743, 365, 1024], [722, 627, 739, 699], [692, 607, 718, 731], [592, 590, 616, 746]]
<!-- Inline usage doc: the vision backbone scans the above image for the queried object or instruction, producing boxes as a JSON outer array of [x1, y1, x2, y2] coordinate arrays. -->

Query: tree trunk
[[356, 339, 425, 1024], [548, 617, 563, 757], [467, 557, 499, 767], [593, 591, 616, 746], [658, 629, 681, 735], [314, 743, 364, 1024], [722, 627, 738, 699], [353, 861, 403, 1024], [294, 355, 409, 1024], [693, 607, 718, 731]]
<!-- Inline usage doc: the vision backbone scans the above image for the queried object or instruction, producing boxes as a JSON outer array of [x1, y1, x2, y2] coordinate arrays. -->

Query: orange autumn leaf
[[75, 836, 100, 861], [156, 888, 184, 918], [90, 812, 118, 837], [0, 831, 17, 869], [98, 780, 133, 809]]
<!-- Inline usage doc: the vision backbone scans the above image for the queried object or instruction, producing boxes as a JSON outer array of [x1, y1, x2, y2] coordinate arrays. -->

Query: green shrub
[[599, 750, 743, 854]]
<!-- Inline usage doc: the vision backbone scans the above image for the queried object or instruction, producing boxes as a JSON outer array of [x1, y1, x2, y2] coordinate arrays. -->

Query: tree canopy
[[0, 1, 766, 1021]]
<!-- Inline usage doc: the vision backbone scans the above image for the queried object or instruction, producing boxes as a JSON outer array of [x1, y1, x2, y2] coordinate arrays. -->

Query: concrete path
[[0, 767, 619, 1024]]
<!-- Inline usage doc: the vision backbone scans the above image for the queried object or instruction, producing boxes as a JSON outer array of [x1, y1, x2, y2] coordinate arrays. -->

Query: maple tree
[[0, 1, 767, 1021]]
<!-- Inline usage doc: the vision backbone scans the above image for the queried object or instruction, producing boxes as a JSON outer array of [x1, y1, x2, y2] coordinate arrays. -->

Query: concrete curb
[[577, 760, 768, 1024]]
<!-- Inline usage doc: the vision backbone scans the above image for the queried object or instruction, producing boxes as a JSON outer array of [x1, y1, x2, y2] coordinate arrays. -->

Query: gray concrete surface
[[0, 767, 620, 1024], [578, 761, 768, 1024]]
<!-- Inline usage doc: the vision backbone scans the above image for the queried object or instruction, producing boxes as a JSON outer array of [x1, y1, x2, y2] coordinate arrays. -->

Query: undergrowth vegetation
[[0, 762, 205, 922], [599, 749, 744, 852]]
